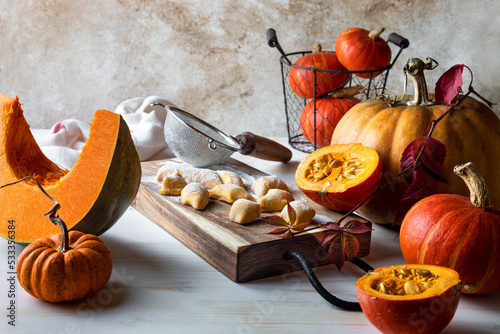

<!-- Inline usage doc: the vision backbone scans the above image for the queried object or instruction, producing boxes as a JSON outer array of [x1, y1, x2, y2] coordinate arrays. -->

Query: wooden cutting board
[[132, 158, 371, 282]]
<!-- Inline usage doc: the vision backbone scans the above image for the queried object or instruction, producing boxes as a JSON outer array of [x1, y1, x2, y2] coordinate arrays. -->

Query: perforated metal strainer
[[156, 104, 292, 168]]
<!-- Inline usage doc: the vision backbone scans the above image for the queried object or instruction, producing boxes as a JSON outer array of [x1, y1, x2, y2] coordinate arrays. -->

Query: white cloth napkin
[[39, 96, 176, 169]]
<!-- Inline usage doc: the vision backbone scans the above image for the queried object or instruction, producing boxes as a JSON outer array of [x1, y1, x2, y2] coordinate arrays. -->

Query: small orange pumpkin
[[300, 96, 360, 148], [12, 180, 113, 303], [356, 264, 461, 334], [288, 44, 349, 99], [401, 162, 500, 294], [295, 144, 382, 212], [335, 27, 391, 78]]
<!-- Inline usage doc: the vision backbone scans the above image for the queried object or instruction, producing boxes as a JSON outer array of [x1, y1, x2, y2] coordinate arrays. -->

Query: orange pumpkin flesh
[[356, 264, 461, 334], [300, 97, 360, 148], [295, 144, 382, 212], [288, 44, 350, 99], [401, 163, 500, 294], [335, 27, 391, 79], [0, 95, 141, 243]]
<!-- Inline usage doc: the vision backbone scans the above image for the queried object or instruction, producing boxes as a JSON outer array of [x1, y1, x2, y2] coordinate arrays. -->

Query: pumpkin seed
[[404, 281, 420, 295]]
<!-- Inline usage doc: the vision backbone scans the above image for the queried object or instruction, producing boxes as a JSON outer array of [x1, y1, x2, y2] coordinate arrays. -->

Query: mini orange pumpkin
[[11, 179, 113, 303], [300, 96, 360, 148], [401, 162, 500, 294], [288, 44, 350, 99], [295, 144, 382, 212], [335, 27, 391, 78]]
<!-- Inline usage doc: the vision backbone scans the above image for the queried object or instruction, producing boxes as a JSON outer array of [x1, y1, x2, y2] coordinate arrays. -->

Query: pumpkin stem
[[368, 27, 385, 40], [403, 57, 438, 106], [312, 43, 322, 53], [453, 162, 490, 209]]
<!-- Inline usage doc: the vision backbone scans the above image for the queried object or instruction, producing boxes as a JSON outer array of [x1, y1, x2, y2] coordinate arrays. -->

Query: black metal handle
[[266, 28, 278, 47], [266, 28, 291, 65], [284, 250, 373, 311], [388, 33, 410, 49]]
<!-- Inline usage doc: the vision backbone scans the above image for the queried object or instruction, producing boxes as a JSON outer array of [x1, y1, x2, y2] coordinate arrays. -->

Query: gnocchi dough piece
[[229, 199, 262, 224], [209, 184, 254, 204], [156, 164, 222, 189], [159, 171, 187, 195], [279, 201, 316, 225], [181, 182, 210, 210], [251, 175, 289, 197], [157, 165, 179, 182], [258, 189, 295, 212], [216, 170, 245, 188], [181, 168, 223, 189]]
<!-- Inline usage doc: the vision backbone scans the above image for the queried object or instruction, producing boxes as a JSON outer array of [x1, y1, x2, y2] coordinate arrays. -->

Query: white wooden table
[[0, 134, 499, 334]]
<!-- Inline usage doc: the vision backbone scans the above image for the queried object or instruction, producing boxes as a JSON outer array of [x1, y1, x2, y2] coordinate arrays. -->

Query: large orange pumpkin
[[300, 96, 360, 148], [0, 94, 141, 243], [295, 144, 382, 212], [288, 44, 350, 99], [330, 58, 500, 224], [401, 162, 500, 294], [335, 27, 392, 78]]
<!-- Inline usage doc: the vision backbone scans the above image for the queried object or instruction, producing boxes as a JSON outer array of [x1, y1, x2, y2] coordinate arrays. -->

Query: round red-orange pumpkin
[[295, 144, 382, 212], [401, 162, 500, 294], [300, 97, 360, 148], [335, 27, 391, 78], [288, 44, 349, 99]]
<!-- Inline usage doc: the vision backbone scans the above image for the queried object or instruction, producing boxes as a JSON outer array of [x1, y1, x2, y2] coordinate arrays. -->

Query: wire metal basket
[[267, 28, 410, 153]]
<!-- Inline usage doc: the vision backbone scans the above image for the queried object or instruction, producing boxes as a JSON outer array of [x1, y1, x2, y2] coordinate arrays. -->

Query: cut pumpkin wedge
[[0, 94, 141, 243]]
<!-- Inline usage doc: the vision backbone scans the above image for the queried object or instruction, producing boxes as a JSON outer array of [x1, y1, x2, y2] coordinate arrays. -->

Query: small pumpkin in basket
[[295, 144, 382, 212], [401, 162, 500, 294], [335, 27, 392, 78], [300, 96, 360, 148], [288, 44, 350, 99], [8, 178, 114, 303]]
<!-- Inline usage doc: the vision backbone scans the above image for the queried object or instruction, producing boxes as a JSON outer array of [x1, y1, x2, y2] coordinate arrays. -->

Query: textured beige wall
[[0, 0, 498, 137]]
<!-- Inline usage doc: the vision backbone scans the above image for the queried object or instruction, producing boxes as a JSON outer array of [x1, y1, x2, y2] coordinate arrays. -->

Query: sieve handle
[[235, 132, 292, 163]]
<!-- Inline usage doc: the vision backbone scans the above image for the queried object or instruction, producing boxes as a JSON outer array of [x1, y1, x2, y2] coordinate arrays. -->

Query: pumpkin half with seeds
[[356, 264, 461, 334], [295, 143, 382, 212]]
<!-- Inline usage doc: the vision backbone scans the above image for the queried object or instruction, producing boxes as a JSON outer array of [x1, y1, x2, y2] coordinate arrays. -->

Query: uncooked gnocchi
[[159, 171, 187, 195], [209, 184, 254, 204], [229, 199, 262, 224], [251, 175, 289, 197], [258, 189, 295, 212], [216, 170, 245, 188], [157, 164, 222, 189], [181, 182, 210, 210], [279, 201, 316, 225]]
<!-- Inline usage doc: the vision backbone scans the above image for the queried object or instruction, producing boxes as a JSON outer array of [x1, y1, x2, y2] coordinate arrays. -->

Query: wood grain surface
[[132, 158, 371, 282]]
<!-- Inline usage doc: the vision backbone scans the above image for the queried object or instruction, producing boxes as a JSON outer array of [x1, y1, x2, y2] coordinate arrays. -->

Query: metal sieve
[[156, 104, 292, 168]]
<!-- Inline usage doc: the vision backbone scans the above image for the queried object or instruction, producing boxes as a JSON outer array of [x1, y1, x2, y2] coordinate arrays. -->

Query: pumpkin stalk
[[403, 57, 438, 106], [368, 27, 385, 40], [453, 162, 490, 209]]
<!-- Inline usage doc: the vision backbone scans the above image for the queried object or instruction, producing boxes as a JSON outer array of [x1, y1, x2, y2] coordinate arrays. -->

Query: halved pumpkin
[[356, 264, 462, 334], [295, 144, 382, 212], [0, 94, 141, 243]]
